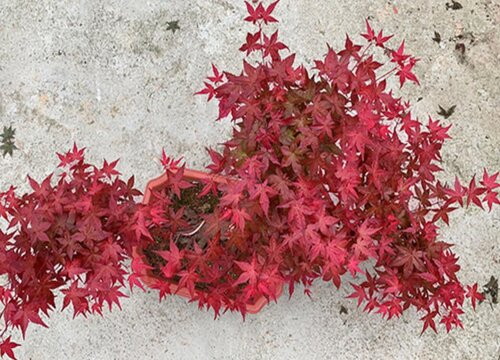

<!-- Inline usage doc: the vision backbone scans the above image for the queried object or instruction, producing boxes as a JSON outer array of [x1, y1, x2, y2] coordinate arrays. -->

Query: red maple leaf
[[239, 31, 263, 55], [374, 30, 393, 48], [483, 191, 500, 211], [396, 61, 419, 87], [445, 176, 467, 207], [465, 283, 484, 310], [132, 209, 153, 241], [195, 82, 216, 101], [337, 35, 361, 61], [347, 283, 367, 306], [391, 40, 410, 64], [157, 239, 183, 278], [481, 169, 500, 191], [234, 257, 259, 286], [361, 19, 376, 42], [207, 64, 224, 83], [420, 310, 438, 334], [62, 282, 89, 317], [56, 143, 86, 167], [13, 304, 49, 338], [166, 168, 192, 198], [131, 255, 154, 275], [151, 279, 173, 301], [248, 180, 277, 216], [102, 286, 127, 311], [260, 0, 280, 24], [160, 149, 183, 172], [128, 273, 146, 292], [315, 209, 338, 235], [466, 176, 486, 209], [0, 337, 19, 360], [262, 31, 288, 60], [244, 1, 264, 24], [244, 1, 280, 24], [62, 259, 87, 279], [392, 246, 425, 277], [347, 257, 363, 276], [427, 117, 452, 142], [28, 216, 51, 243], [99, 159, 120, 178], [357, 220, 381, 242], [229, 207, 252, 231], [27, 175, 52, 199]]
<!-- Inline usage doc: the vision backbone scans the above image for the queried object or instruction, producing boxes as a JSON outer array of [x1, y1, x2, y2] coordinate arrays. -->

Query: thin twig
[[180, 220, 205, 237]]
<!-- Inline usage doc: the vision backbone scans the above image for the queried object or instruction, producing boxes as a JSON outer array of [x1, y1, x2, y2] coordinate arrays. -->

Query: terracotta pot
[[142, 168, 229, 205], [134, 168, 283, 314]]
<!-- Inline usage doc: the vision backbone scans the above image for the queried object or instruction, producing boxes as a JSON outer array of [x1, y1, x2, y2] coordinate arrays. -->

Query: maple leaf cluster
[[192, 0, 498, 333], [0, 144, 140, 358]]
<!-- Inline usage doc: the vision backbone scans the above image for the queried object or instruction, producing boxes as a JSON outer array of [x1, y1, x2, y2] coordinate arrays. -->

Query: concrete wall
[[0, 1, 498, 359]]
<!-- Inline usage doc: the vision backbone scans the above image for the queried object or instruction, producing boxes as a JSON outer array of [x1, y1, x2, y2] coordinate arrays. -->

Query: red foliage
[[189, 0, 497, 333], [0, 145, 140, 358], [1, 2, 497, 357]]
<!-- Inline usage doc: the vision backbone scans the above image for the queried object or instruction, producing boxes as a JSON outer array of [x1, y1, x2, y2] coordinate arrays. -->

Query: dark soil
[[143, 181, 221, 280]]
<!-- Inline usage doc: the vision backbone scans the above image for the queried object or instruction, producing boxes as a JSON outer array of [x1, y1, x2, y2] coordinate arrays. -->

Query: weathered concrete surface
[[0, 0, 499, 359]]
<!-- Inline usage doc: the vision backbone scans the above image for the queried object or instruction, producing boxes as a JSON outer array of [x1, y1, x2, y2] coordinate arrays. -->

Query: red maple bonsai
[[194, 0, 497, 334], [0, 145, 140, 359], [0, 1, 497, 358], [130, 156, 283, 317]]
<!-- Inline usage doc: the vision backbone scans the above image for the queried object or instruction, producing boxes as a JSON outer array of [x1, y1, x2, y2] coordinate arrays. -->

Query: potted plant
[[0, 1, 498, 358], [131, 157, 284, 316], [193, 0, 498, 333]]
